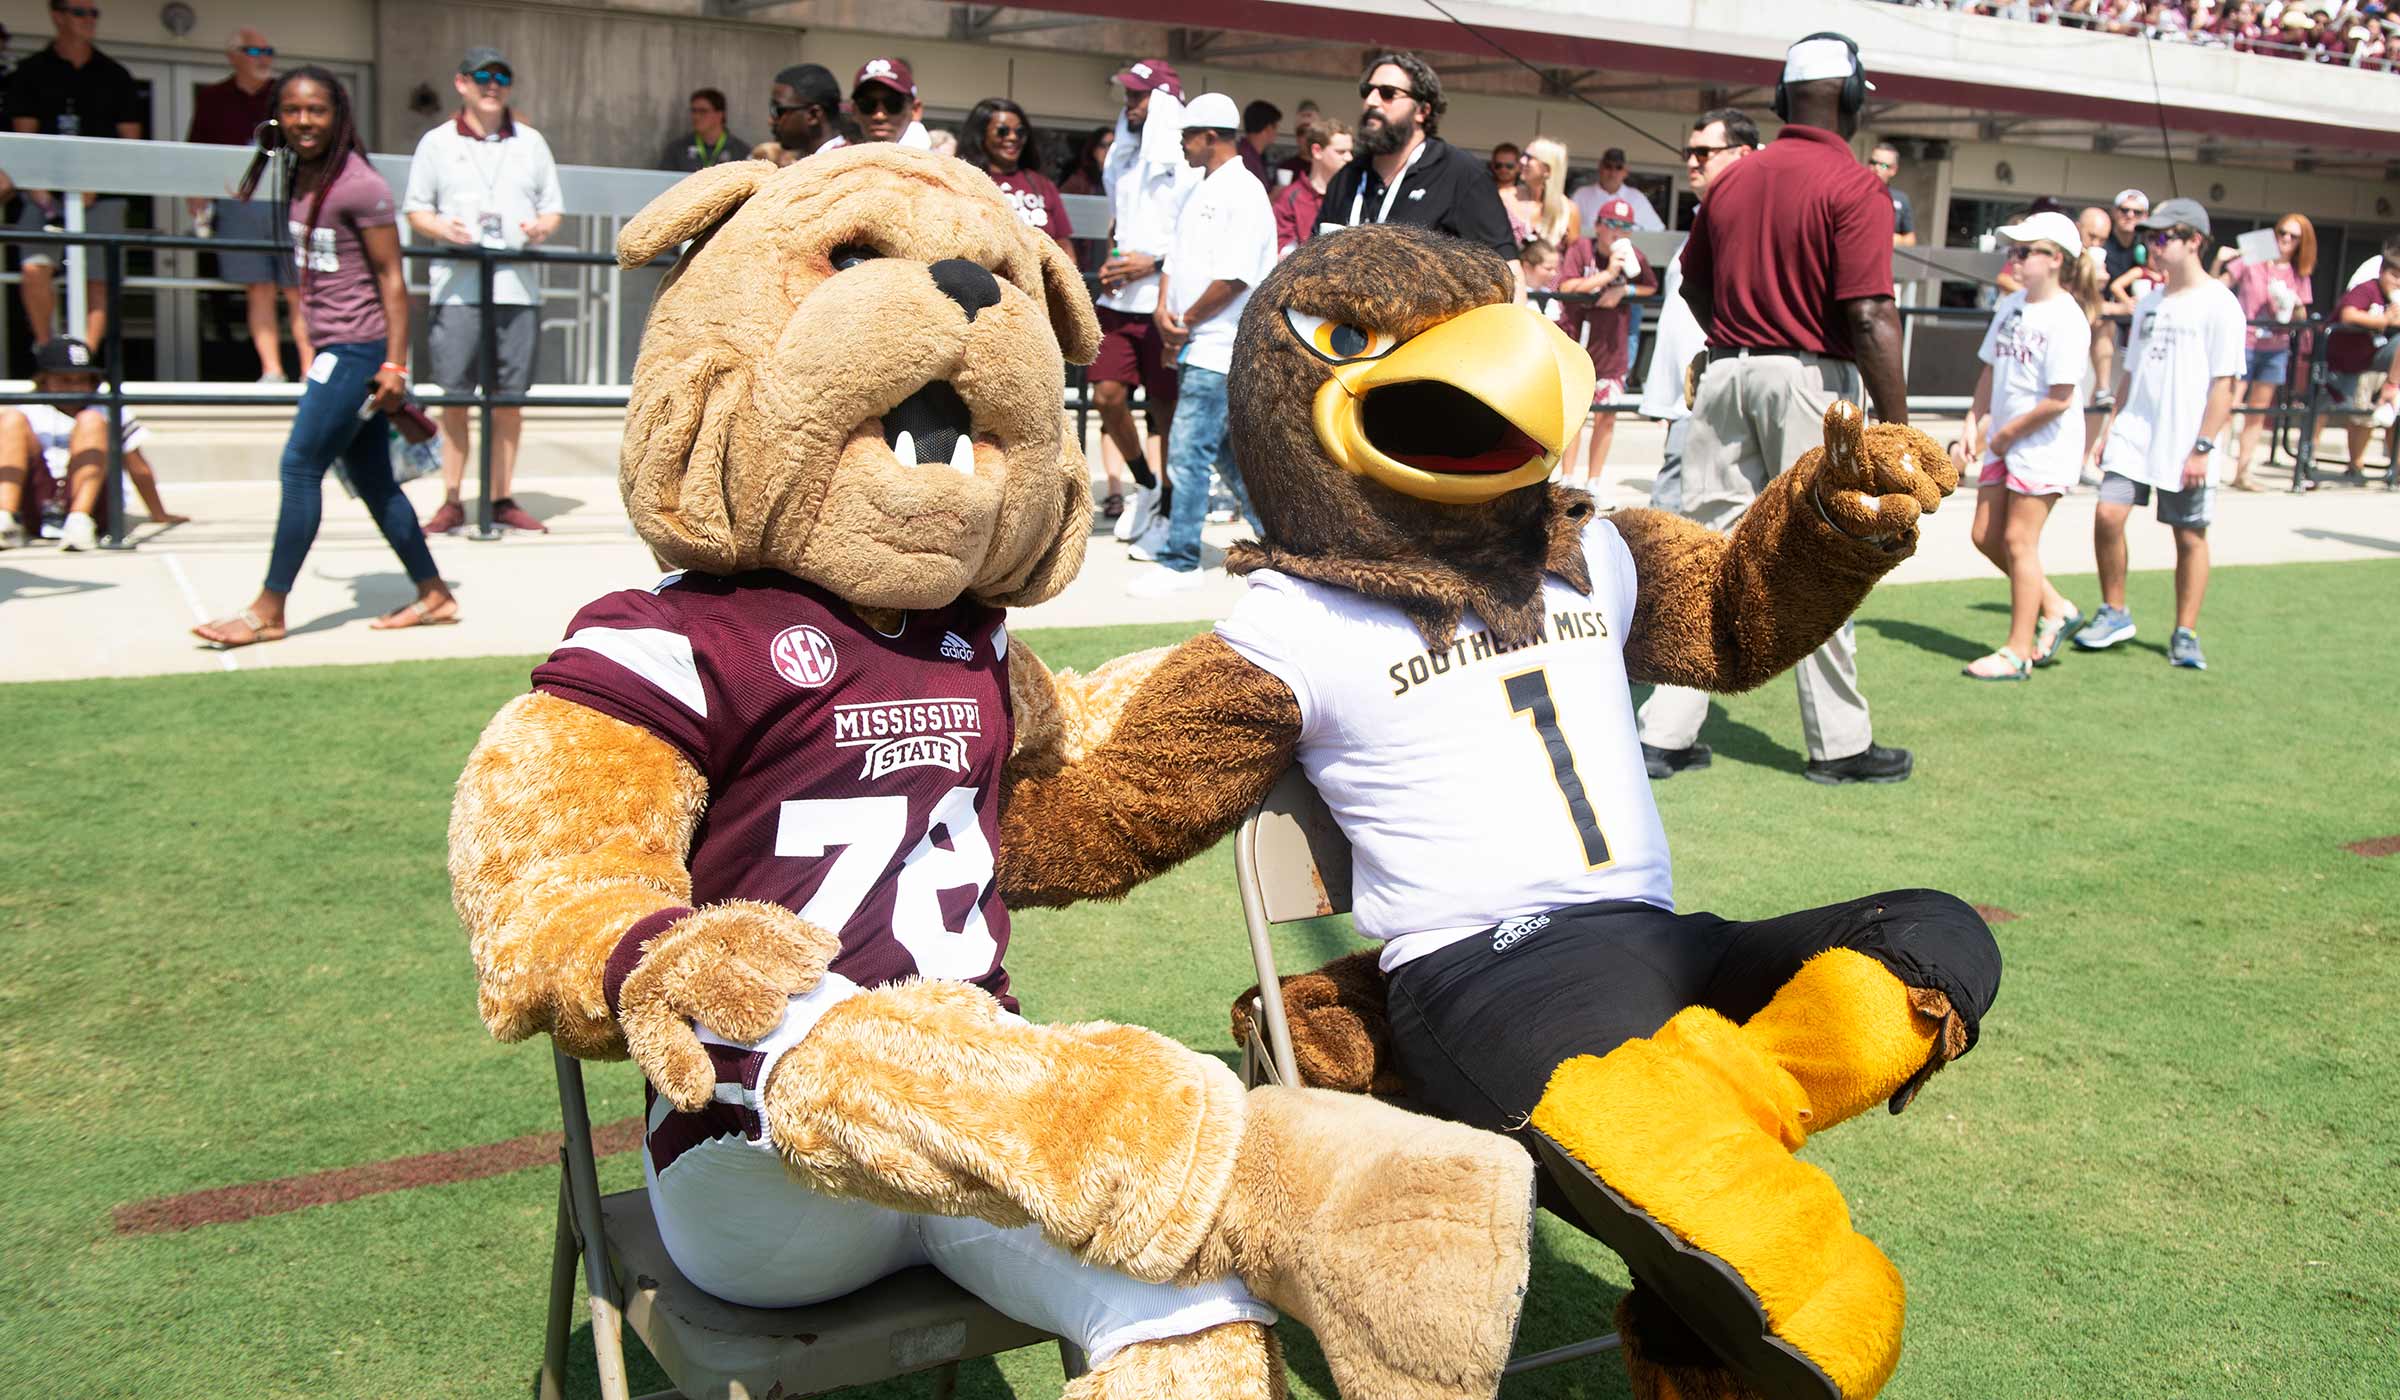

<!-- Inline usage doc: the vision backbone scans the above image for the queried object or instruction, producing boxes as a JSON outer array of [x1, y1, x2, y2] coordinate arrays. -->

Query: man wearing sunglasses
[[187, 28, 308, 381], [404, 46, 564, 537], [1318, 52, 1517, 271], [849, 58, 932, 149], [4, 0, 146, 348], [767, 64, 844, 160]]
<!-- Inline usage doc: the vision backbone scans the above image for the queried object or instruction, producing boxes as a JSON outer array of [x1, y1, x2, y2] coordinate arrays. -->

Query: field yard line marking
[[157, 552, 240, 672], [112, 1115, 645, 1235]]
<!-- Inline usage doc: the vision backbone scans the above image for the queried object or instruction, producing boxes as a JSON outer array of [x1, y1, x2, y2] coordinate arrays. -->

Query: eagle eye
[[1285, 307, 1401, 365]]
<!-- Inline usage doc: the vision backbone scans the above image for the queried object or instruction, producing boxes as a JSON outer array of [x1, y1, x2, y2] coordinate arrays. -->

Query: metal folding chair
[[1232, 766, 1624, 1380], [539, 1048, 1087, 1400]]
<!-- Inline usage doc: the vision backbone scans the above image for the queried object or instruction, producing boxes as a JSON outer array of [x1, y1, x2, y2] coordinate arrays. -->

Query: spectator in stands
[[2077, 205, 2122, 479], [1520, 236, 1560, 302], [1487, 142, 1520, 197], [1270, 117, 1349, 256], [926, 129, 957, 157], [662, 88, 745, 172], [1638, 107, 1760, 515], [748, 141, 792, 167], [2104, 189, 2151, 286], [2077, 198, 2244, 671], [1552, 195, 1655, 489], [1275, 100, 1319, 184], [851, 58, 929, 147], [2326, 253, 2400, 477], [961, 98, 1072, 252], [0, 336, 183, 551], [1570, 147, 1665, 234], [1237, 99, 1279, 185], [193, 68, 455, 648], [1640, 33, 1914, 785], [2211, 211, 2315, 490], [5, 0, 145, 348], [1958, 211, 2096, 681], [768, 64, 845, 160], [1869, 141, 1917, 247], [1128, 91, 1275, 596], [1320, 52, 1518, 269], [1059, 125, 1112, 194], [2345, 231, 2400, 290], [1093, 58, 1190, 536], [404, 45, 564, 537], [1504, 137, 1580, 249], [187, 28, 307, 382]]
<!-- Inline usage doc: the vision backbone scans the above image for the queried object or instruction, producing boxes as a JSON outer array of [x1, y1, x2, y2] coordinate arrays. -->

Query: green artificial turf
[[0, 562, 2395, 1399]]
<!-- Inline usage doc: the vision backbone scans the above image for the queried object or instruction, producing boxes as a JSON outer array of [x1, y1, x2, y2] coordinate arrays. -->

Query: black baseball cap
[[32, 337, 98, 374], [458, 46, 510, 77], [774, 63, 841, 110]]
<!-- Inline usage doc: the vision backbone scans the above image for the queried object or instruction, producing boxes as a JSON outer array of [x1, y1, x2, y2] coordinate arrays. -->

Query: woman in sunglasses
[[2210, 212, 2316, 490], [958, 98, 1073, 255]]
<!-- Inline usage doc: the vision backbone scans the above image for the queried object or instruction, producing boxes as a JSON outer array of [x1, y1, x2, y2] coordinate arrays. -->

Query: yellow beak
[[1310, 302, 1597, 505]]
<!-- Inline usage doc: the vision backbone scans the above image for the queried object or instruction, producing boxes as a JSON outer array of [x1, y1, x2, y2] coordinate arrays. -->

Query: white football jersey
[[1216, 514, 1674, 972]]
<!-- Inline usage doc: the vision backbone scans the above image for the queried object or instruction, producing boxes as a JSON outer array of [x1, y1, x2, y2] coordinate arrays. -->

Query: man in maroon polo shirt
[[1637, 32, 1917, 787]]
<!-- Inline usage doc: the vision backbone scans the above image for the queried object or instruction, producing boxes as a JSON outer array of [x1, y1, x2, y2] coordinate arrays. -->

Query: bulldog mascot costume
[[448, 149, 1542, 1400], [995, 224, 2005, 1400]]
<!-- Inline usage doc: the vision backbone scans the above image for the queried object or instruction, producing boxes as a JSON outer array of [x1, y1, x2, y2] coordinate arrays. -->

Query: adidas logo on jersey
[[1492, 914, 1550, 953], [941, 631, 975, 662]]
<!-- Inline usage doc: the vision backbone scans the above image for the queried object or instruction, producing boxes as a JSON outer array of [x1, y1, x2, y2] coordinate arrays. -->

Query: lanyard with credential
[[1349, 140, 1428, 226], [695, 131, 727, 166]]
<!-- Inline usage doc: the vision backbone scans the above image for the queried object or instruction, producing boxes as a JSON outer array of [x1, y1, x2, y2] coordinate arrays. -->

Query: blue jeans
[[1156, 364, 1254, 572], [265, 342, 441, 595]]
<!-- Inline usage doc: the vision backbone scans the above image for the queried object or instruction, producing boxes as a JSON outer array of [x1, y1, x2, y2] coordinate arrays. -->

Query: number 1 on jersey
[[1503, 667, 1612, 868]]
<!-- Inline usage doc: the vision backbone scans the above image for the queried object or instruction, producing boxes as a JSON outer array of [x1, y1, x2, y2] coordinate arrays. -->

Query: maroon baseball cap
[[852, 56, 915, 98], [1595, 197, 1637, 228], [1113, 59, 1182, 98]]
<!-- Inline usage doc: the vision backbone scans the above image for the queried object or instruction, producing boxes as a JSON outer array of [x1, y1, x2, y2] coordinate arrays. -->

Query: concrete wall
[[0, 0, 374, 66]]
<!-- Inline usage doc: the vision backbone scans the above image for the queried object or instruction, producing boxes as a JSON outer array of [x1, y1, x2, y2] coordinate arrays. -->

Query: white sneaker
[[0, 510, 20, 549], [1126, 563, 1204, 597], [1128, 541, 1156, 563], [257, 370, 289, 385], [60, 511, 97, 552], [1115, 485, 1163, 543]]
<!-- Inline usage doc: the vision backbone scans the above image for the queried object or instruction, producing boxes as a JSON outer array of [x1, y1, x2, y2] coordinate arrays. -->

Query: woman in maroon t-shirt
[[192, 68, 458, 649], [959, 98, 1073, 255]]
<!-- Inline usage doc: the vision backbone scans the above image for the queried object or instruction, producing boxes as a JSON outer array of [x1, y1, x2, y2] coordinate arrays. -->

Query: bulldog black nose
[[929, 258, 1002, 322]]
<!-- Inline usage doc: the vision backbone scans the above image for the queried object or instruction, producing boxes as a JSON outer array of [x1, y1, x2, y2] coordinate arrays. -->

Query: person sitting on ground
[[0, 337, 185, 550]]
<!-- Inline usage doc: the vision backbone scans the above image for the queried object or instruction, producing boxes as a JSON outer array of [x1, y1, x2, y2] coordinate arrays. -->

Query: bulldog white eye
[[1285, 307, 1400, 365], [830, 243, 884, 272]]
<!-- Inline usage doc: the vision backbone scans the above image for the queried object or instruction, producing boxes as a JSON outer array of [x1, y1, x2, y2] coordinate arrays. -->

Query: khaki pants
[[1637, 351, 1873, 763]]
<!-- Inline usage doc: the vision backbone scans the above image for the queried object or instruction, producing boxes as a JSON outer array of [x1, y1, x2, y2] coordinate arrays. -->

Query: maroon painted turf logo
[[771, 624, 840, 688]]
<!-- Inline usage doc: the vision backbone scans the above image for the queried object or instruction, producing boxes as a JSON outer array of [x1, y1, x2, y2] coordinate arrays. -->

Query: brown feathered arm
[[999, 633, 1301, 906], [1615, 410, 1953, 692], [451, 692, 709, 1058]]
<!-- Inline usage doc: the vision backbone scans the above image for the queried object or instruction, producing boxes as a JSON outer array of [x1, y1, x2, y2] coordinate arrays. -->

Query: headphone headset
[[1772, 31, 1867, 123]]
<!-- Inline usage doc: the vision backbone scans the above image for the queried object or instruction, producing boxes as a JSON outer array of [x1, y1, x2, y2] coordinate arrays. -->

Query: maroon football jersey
[[533, 570, 1017, 1008]]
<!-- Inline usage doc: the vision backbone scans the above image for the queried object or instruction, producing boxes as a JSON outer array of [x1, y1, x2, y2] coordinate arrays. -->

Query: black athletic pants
[[1385, 889, 2003, 1136]]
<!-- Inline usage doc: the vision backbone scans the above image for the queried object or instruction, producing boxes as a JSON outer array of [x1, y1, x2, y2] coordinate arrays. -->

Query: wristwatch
[[2192, 436, 2217, 454]]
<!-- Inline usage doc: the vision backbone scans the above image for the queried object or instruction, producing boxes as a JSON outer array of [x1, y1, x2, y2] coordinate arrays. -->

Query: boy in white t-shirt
[[2080, 198, 2243, 672], [1958, 213, 2093, 680], [0, 337, 184, 551]]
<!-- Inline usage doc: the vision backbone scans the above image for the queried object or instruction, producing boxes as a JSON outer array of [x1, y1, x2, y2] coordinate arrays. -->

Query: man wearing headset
[[1637, 33, 1916, 787]]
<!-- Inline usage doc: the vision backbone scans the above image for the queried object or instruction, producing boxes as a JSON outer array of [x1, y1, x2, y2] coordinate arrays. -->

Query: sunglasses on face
[[1359, 82, 1415, 103], [769, 100, 815, 120], [2117, 205, 2147, 217], [2276, 228, 2302, 239], [1490, 160, 1518, 174], [2010, 244, 2057, 259], [469, 69, 513, 88], [854, 92, 908, 117], [239, 45, 275, 58], [2146, 230, 2191, 248], [989, 123, 1025, 139], [1869, 158, 1897, 170], [1683, 143, 1731, 162], [59, 4, 101, 15]]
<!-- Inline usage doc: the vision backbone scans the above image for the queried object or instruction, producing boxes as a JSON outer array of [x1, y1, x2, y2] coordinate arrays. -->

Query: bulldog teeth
[[950, 436, 976, 477], [893, 430, 917, 468]]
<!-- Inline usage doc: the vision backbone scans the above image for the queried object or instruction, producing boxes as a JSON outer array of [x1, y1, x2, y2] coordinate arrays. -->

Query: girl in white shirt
[[1959, 213, 2096, 680]]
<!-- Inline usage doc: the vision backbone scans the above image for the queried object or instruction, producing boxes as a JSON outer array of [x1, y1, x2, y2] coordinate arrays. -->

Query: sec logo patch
[[771, 624, 839, 688]]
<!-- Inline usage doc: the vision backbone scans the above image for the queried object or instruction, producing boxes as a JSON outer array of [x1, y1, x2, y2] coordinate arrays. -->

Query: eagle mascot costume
[[449, 150, 1543, 1400], [996, 223, 2004, 1400]]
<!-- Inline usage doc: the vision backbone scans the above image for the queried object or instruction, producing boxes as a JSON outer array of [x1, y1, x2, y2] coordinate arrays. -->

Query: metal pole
[[99, 241, 132, 550], [471, 246, 503, 541], [2292, 316, 2323, 493], [63, 191, 88, 342]]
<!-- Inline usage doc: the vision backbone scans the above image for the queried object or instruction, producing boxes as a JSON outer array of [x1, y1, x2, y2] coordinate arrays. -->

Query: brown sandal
[[370, 597, 461, 631], [193, 608, 285, 650]]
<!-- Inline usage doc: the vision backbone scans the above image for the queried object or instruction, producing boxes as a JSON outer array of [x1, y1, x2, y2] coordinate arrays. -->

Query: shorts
[[210, 198, 294, 287], [2243, 345, 2290, 387], [645, 974, 1274, 1358], [2331, 369, 2391, 411], [1976, 458, 2064, 497], [427, 304, 538, 398], [11, 196, 128, 268], [1091, 306, 1178, 432], [2098, 469, 2212, 528]]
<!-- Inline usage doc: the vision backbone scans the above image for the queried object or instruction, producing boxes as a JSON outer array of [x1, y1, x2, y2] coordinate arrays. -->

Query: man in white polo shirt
[[1128, 92, 1276, 596], [404, 45, 564, 536]]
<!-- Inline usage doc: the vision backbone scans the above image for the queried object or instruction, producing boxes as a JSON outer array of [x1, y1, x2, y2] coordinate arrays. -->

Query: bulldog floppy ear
[[618, 160, 772, 269], [1034, 234, 1102, 366]]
